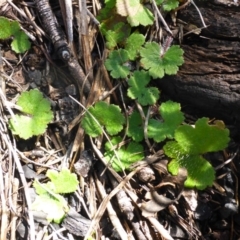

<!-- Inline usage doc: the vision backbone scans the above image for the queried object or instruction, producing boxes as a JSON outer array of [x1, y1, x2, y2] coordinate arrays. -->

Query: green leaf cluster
[[127, 70, 160, 106], [32, 168, 79, 223], [140, 43, 184, 79], [0, 16, 31, 53], [126, 102, 230, 190], [102, 22, 131, 49], [81, 101, 125, 137], [164, 118, 230, 189], [92, 0, 230, 191], [9, 89, 54, 139], [104, 137, 144, 172], [105, 49, 130, 78], [99, 0, 184, 87], [148, 101, 184, 142]]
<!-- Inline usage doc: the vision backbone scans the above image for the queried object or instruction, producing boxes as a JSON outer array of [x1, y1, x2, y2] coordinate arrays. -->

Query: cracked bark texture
[[158, 0, 240, 125]]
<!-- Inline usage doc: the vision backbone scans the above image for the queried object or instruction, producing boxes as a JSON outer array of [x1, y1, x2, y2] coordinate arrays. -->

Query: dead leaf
[[141, 191, 176, 218], [140, 168, 187, 218]]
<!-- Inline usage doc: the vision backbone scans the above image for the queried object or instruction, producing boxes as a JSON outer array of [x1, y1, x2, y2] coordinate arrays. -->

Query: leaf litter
[[0, 0, 239, 240]]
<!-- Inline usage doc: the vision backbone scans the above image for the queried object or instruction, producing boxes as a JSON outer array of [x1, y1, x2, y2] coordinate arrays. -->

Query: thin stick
[[86, 9, 100, 25], [0, 169, 9, 240], [148, 217, 174, 240], [64, 0, 73, 44], [1, 115, 36, 240], [10, 178, 19, 240], [144, 106, 154, 152], [95, 173, 129, 240], [151, 0, 173, 35], [6, 0, 28, 18], [12, 140, 36, 240], [84, 165, 141, 240], [190, 0, 207, 28], [7, 0, 45, 37]]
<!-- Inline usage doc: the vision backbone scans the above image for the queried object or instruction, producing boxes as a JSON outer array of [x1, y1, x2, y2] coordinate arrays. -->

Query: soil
[[0, 1, 240, 240]]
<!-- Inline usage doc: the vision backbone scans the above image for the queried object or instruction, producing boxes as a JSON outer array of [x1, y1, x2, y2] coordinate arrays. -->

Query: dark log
[[158, 0, 240, 125]]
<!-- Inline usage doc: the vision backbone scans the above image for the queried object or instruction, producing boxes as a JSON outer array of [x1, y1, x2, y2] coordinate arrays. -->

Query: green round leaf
[[175, 117, 230, 155], [0, 16, 31, 53], [0, 17, 19, 39], [140, 43, 184, 79], [46, 168, 79, 194], [168, 155, 215, 190], [105, 49, 130, 78], [125, 32, 145, 60], [11, 30, 31, 53], [31, 193, 68, 224], [148, 101, 184, 142], [9, 89, 53, 139], [105, 136, 144, 172], [127, 70, 160, 105], [116, 0, 154, 26], [82, 101, 125, 137]]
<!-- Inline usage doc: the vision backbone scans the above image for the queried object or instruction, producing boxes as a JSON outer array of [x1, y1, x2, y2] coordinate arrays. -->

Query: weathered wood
[[158, 0, 240, 125]]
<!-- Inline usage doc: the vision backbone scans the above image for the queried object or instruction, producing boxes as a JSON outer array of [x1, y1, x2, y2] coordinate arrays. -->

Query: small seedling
[[9, 89, 53, 139], [32, 168, 79, 223], [0, 16, 31, 53]]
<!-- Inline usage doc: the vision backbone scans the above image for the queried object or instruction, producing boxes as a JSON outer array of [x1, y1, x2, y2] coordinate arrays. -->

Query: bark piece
[[158, 1, 240, 125], [62, 208, 91, 237]]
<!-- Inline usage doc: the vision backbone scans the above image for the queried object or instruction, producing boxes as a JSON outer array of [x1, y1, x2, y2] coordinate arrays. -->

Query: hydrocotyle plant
[[80, 0, 231, 190]]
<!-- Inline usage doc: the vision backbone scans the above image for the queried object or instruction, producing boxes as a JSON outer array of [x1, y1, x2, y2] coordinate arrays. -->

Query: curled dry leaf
[[137, 166, 155, 183], [141, 191, 175, 217], [140, 168, 187, 218], [62, 208, 91, 237]]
